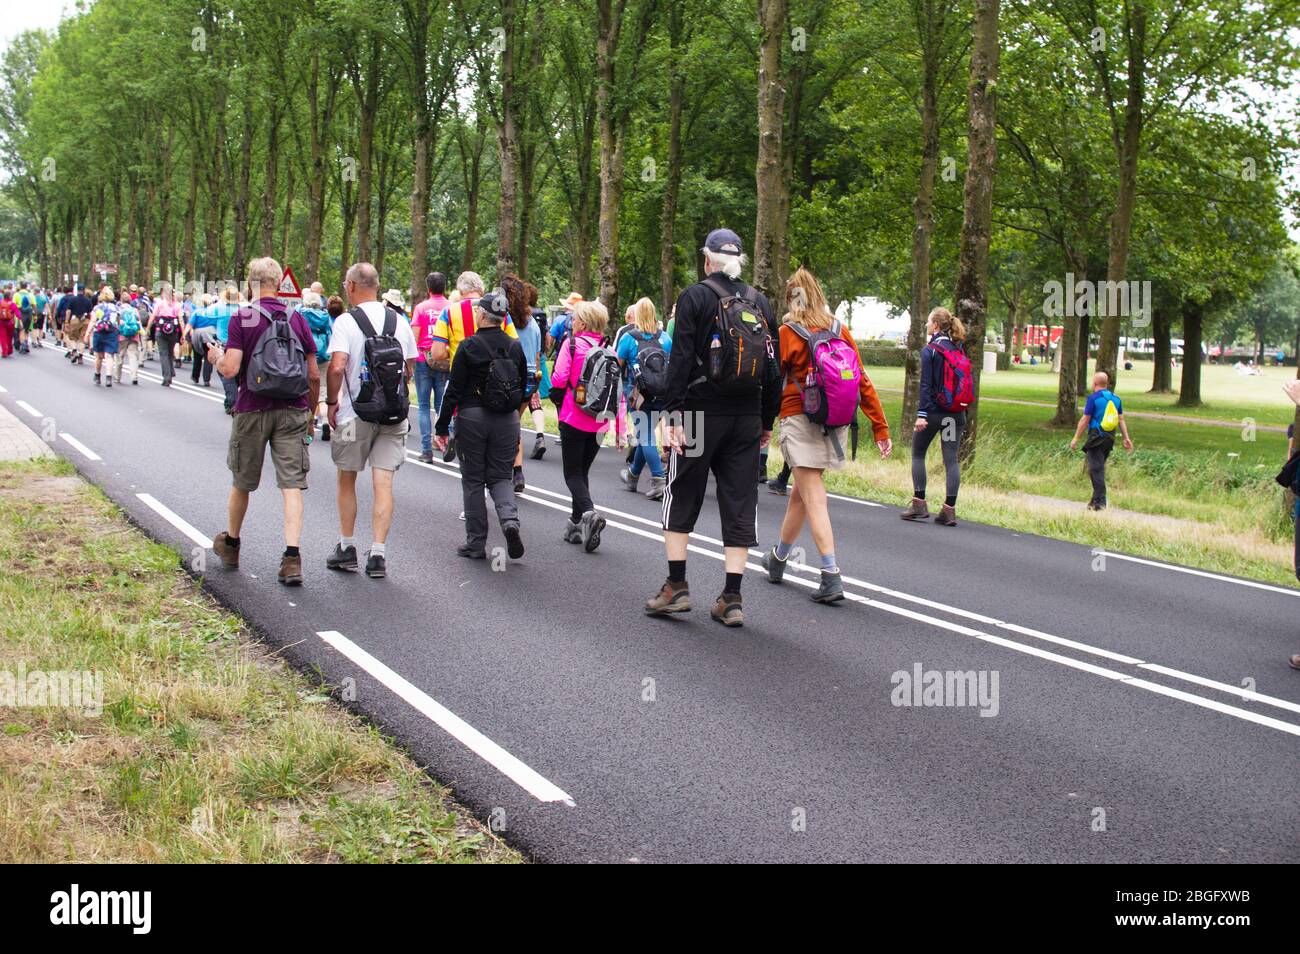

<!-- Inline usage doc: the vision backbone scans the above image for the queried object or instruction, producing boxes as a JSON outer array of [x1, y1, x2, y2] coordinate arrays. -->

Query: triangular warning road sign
[[277, 266, 303, 299]]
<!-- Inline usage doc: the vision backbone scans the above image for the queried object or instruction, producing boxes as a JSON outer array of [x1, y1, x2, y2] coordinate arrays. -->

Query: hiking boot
[[326, 543, 358, 572], [365, 552, 387, 579], [644, 476, 666, 501], [441, 437, 457, 462], [767, 478, 788, 496], [900, 497, 930, 520], [503, 521, 525, 559], [211, 532, 240, 570], [579, 510, 606, 553], [562, 520, 583, 544], [418, 450, 434, 464], [457, 544, 487, 559], [811, 571, 845, 604], [645, 579, 692, 616], [278, 553, 303, 586], [530, 433, 546, 460], [92, 372, 100, 386], [761, 546, 788, 583], [619, 467, 640, 493], [513, 467, 526, 493], [104, 378, 112, 388], [710, 592, 745, 627], [934, 504, 957, 527]]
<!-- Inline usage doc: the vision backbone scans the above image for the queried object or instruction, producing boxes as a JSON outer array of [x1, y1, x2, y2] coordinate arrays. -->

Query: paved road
[[2, 344, 1297, 863]]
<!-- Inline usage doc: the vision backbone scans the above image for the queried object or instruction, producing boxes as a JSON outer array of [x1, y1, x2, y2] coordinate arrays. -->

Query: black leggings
[[911, 412, 964, 505], [559, 421, 600, 521]]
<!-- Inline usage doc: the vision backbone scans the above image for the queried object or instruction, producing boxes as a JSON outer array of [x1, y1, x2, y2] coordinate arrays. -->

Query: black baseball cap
[[480, 288, 510, 320], [704, 228, 743, 255]]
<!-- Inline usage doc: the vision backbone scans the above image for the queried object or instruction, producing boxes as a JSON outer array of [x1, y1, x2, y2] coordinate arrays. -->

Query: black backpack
[[479, 339, 523, 413], [701, 276, 772, 396], [349, 306, 410, 425], [633, 332, 671, 402], [246, 305, 310, 401]]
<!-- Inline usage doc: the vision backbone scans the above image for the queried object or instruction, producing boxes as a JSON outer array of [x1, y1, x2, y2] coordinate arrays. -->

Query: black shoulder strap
[[702, 275, 732, 302], [381, 306, 396, 338], [350, 306, 377, 339]]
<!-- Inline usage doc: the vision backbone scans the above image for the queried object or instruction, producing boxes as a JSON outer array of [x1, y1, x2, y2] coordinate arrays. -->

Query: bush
[[859, 344, 908, 368], [996, 350, 1011, 371]]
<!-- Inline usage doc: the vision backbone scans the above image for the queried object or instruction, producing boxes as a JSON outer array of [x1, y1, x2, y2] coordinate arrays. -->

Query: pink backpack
[[791, 320, 861, 428]]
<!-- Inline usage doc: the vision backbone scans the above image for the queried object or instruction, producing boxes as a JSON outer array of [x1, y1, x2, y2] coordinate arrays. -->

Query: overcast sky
[[0, 0, 70, 50]]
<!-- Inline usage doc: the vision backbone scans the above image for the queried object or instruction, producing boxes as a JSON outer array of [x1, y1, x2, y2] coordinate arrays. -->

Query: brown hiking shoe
[[934, 504, 957, 527], [645, 579, 692, 616], [710, 592, 744, 627], [278, 553, 304, 586], [212, 532, 240, 569], [900, 497, 930, 521]]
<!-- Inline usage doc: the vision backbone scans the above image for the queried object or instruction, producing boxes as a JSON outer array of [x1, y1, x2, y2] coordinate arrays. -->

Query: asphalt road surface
[[3, 343, 1297, 863]]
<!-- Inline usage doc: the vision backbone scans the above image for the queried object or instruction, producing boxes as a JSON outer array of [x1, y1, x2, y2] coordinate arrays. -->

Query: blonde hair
[[782, 267, 834, 331], [98, 287, 114, 303], [571, 299, 609, 336], [928, 306, 966, 342], [630, 297, 658, 335]]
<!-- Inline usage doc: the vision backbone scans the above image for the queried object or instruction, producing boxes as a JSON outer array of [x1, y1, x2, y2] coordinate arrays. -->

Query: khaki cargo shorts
[[64, 318, 86, 339], [329, 417, 409, 473], [227, 407, 312, 491]]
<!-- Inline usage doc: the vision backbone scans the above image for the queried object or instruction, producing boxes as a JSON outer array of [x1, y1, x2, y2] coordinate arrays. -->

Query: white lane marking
[[828, 492, 885, 509], [1097, 550, 1300, 597], [135, 493, 211, 547], [0, 383, 7, 392], [59, 433, 102, 461], [16, 400, 42, 417], [316, 629, 575, 805], [47, 342, 225, 403], [407, 451, 1300, 735]]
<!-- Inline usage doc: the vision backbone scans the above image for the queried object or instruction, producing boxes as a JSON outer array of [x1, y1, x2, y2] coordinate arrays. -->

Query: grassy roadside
[[0, 458, 520, 863]]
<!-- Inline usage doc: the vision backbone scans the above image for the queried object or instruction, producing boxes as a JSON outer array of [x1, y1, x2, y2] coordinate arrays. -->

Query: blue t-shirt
[[212, 302, 237, 343], [189, 303, 218, 331], [515, 315, 542, 374], [1084, 389, 1122, 432], [616, 328, 671, 365], [549, 314, 570, 346]]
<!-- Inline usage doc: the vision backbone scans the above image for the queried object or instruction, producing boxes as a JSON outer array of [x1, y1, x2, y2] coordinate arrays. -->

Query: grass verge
[[0, 458, 520, 863]]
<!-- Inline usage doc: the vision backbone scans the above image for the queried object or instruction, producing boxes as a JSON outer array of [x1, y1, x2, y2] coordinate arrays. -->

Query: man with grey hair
[[323, 261, 418, 579], [208, 256, 321, 586], [645, 228, 781, 627]]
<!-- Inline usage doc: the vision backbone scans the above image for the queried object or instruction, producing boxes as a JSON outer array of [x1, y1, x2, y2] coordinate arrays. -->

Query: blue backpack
[[299, 307, 332, 357], [118, 305, 141, 337]]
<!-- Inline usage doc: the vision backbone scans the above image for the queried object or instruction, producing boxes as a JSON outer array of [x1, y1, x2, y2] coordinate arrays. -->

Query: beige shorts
[[329, 418, 409, 472], [64, 318, 86, 339], [228, 407, 312, 491], [777, 413, 848, 471]]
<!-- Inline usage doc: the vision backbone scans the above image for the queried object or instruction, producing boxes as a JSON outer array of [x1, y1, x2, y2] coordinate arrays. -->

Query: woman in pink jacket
[[550, 298, 610, 551]]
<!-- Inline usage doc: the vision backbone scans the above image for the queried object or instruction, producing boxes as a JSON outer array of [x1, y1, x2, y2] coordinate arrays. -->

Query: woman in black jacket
[[435, 289, 529, 561], [901, 307, 967, 527]]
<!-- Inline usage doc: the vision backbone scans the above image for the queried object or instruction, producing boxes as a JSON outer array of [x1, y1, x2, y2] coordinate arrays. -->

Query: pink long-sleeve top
[[549, 330, 610, 433]]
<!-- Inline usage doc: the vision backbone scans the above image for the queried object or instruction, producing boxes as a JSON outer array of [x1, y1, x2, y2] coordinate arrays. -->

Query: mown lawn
[[0, 459, 521, 864]]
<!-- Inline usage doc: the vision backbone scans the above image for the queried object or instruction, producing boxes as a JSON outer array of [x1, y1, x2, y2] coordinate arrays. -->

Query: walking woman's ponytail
[[928, 306, 965, 342]]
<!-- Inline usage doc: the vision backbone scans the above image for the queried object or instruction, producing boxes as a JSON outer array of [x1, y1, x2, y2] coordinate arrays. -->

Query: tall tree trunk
[[262, 104, 280, 255], [233, 110, 254, 277], [954, 0, 1000, 463], [1053, 256, 1084, 427], [183, 161, 197, 284], [1177, 299, 1203, 406], [903, 43, 941, 433], [659, 5, 685, 317], [158, 129, 173, 284], [1150, 304, 1172, 392], [355, 99, 374, 261], [496, 0, 520, 280], [126, 176, 139, 283], [280, 168, 294, 265], [517, 0, 545, 278], [1076, 312, 1090, 393], [753, 0, 789, 304], [1095, 5, 1146, 387]]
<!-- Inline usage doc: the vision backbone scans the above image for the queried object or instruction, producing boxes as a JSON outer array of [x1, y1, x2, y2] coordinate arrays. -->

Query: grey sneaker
[[761, 546, 787, 583], [644, 476, 666, 500], [365, 552, 387, 578], [619, 467, 640, 493], [579, 510, 606, 552], [645, 579, 692, 616], [326, 544, 358, 572], [811, 571, 845, 604], [562, 520, 583, 544]]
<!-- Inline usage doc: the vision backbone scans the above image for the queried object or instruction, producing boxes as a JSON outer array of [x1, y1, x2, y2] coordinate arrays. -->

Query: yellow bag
[[1099, 395, 1120, 432]]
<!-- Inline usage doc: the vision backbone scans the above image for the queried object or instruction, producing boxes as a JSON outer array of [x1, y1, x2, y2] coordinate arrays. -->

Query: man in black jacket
[[436, 289, 528, 561], [645, 228, 782, 627]]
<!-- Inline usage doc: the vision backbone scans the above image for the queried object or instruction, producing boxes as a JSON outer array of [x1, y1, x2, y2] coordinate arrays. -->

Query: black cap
[[480, 288, 510, 320], [704, 228, 743, 255]]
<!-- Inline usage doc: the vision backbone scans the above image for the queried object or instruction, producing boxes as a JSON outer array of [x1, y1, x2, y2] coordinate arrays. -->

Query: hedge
[[858, 344, 908, 368]]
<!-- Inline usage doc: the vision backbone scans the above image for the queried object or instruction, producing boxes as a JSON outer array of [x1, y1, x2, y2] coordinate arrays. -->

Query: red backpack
[[934, 341, 974, 412]]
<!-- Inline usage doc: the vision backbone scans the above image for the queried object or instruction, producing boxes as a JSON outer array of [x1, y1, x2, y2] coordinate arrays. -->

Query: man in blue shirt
[[1070, 371, 1134, 510]]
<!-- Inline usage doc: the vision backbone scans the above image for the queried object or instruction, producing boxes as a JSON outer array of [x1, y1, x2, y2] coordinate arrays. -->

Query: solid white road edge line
[[316, 629, 575, 806], [405, 452, 1300, 734], [15, 400, 42, 417], [1096, 550, 1300, 598], [135, 493, 211, 548], [59, 433, 102, 461]]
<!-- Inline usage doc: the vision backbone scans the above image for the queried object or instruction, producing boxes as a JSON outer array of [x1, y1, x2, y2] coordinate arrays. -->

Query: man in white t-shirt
[[324, 261, 418, 579]]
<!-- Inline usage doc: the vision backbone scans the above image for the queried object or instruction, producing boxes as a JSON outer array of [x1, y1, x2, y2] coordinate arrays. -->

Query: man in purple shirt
[[206, 257, 321, 585]]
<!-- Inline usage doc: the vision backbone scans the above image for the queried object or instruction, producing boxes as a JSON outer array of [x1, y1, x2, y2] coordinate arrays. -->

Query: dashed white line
[[15, 400, 42, 418], [316, 629, 575, 805], [135, 493, 211, 548], [59, 433, 102, 461]]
